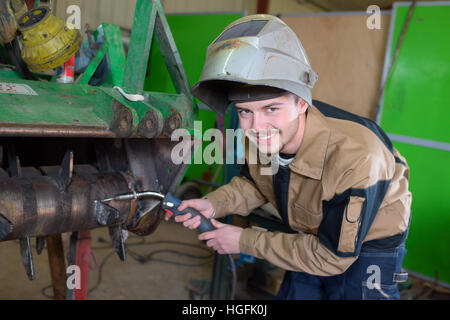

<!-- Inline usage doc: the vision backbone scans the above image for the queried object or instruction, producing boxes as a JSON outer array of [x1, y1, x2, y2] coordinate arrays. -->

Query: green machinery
[[0, 0, 198, 289]]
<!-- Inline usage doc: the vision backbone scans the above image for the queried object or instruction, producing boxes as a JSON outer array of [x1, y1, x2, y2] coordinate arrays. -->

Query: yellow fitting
[[18, 6, 82, 71]]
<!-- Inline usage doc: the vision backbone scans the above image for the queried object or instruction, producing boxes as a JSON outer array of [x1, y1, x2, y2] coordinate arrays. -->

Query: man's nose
[[251, 112, 266, 132]]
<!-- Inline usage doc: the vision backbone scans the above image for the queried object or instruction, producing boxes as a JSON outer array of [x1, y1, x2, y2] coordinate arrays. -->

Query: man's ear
[[298, 98, 309, 114]]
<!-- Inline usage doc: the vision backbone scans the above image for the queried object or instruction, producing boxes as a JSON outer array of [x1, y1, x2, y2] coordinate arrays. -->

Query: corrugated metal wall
[[53, 0, 137, 30], [160, 0, 254, 14], [52, 0, 324, 32], [269, 0, 325, 14]]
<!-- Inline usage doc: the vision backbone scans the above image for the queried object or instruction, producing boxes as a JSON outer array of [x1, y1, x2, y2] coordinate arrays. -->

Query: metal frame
[[279, 10, 391, 18], [376, 1, 450, 152], [0, 0, 198, 139]]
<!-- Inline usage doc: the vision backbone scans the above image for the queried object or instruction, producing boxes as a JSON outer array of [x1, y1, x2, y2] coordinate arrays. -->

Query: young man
[[165, 15, 411, 300]]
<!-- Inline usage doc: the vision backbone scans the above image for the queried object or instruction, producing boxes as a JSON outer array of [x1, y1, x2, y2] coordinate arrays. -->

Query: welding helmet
[[191, 14, 318, 115]]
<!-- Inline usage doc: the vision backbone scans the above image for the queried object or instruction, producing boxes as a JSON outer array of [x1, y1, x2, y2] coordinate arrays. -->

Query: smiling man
[[165, 15, 412, 300]]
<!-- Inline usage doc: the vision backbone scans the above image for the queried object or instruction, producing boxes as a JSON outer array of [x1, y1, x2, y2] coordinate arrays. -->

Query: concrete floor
[[0, 219, 215, 300], [1, 218, 448, 300]]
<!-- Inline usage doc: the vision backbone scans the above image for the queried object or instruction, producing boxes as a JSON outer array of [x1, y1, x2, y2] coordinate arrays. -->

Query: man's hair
[[291, 93, 301, 105]]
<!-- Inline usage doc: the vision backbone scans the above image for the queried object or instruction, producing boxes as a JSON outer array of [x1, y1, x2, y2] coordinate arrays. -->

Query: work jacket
[[205, 100, 412, 276]]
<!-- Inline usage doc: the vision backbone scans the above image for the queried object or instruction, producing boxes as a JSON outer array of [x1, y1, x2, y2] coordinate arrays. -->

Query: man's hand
[[164, 197, 215, 229], [198, 219, 243, 255]]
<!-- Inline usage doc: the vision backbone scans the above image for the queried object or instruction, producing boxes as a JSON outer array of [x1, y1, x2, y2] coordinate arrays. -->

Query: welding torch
[[101, 190, 236, 299], [101, 191, 215, 233]]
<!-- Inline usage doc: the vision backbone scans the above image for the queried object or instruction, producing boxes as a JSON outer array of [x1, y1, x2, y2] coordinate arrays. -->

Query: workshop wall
[[378, 3, 450, 285], [52, 0, 330, 31], [282, 12, 391, 120], [53, 0, 137, 30]]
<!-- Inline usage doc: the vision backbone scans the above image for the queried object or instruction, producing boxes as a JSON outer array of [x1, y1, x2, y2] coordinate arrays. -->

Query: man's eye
[[266, 108, 277, 113], [238, 110, 251, 115]]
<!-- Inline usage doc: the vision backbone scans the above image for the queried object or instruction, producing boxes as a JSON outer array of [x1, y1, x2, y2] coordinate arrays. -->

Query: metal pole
[[47, 234, 67, 300]]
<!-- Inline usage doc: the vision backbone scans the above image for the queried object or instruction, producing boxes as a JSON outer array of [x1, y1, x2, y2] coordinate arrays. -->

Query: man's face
[[235, 93, 307, 155]]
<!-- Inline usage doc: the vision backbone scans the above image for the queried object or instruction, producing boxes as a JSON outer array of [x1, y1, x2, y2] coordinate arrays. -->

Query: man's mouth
[[257, 133, 275, 142], [256, 130, 279, 143]]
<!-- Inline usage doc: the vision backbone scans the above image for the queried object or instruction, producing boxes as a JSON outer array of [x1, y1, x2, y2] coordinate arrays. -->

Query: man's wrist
[[202, 196, 216, 219]]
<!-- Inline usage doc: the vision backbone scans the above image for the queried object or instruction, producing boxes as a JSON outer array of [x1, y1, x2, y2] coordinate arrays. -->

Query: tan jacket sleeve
[[240, 228, 357, 276], [205, 176, 267, 219]]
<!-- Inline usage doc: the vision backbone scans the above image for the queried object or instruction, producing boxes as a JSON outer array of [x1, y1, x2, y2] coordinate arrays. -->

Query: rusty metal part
[[122, 139, 193, 236], [0, 169, 133, 241], [163, 111, 182, 136], [127, 210, 162, 237], [19, 236, 35, 280], [53, 150, 73, 192], [36, 236, 46, 255], [109, 225, 126, 261], [5, 143, 36, 279], [110, 100, 134, 137], [0, 212, 13, 241], [0, 123, 120, 138], [138, 109, 164, 138], [94, 200, 120, 226], [46, 234, 66, 300]]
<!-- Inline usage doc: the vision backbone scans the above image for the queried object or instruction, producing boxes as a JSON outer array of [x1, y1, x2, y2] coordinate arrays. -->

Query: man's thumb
[[210, 218, 225, 229]]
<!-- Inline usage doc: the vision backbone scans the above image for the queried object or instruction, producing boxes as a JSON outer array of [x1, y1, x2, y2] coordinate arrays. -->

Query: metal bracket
[[108, 224, 126, 262], [94, 200, 120, 226], [19, 237, 35, 280], [54, 150, 73, 192], [0, 213, 13, 241], [6, 144, 36, 280], [35, 236, 46, 255]]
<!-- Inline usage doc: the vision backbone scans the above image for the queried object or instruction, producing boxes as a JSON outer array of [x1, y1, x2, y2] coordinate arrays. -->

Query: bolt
[[145, 119, 153, 129], [119, 118, 128, 132]]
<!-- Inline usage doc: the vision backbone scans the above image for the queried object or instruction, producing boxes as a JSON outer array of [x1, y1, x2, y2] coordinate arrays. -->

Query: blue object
[[276, 245, 407, 300], [75, 25, 109, 85], [162, 192, 216, 233]]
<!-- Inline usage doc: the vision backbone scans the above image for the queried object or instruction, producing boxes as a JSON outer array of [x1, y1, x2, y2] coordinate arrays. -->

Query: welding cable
[[227, 253, 237, 300], [39, 237, 215, 299], [39, 236, 237, 299]]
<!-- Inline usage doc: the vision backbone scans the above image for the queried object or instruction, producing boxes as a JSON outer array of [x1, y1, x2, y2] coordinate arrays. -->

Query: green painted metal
[[78, 24, 126, 87], [123, 1, 194, 106], [77, 41, 107, 85], [123, 0, 157, 95], [145, 13, 243, 186], [0, 76, 113, 127], [102, 24, 126, 87], [0, 68, 24, 80], [0, 0, 197, 138], [380, 3, 450, 284]]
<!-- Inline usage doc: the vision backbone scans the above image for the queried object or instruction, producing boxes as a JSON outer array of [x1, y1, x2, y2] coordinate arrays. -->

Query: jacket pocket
[[292, 201, 322, 230], [337, 196, 365, 254]]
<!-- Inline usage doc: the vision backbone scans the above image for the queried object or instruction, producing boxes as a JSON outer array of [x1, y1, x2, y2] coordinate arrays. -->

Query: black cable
[[227, 254, 236, 300], [39, 236, 215, 298]]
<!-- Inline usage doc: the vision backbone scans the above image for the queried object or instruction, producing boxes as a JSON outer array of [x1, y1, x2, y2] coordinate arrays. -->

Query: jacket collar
[[288, 104, 330, 180]]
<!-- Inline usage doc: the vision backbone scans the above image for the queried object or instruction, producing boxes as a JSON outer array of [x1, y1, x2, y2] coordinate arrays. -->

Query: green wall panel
[[380, 3, 450, 284], [381, 4, 450, 143], [395, 142, 450, 283]]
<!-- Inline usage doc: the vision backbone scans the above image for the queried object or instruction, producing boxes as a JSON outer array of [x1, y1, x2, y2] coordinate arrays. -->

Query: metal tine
[[20, 237, 35, 280]]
